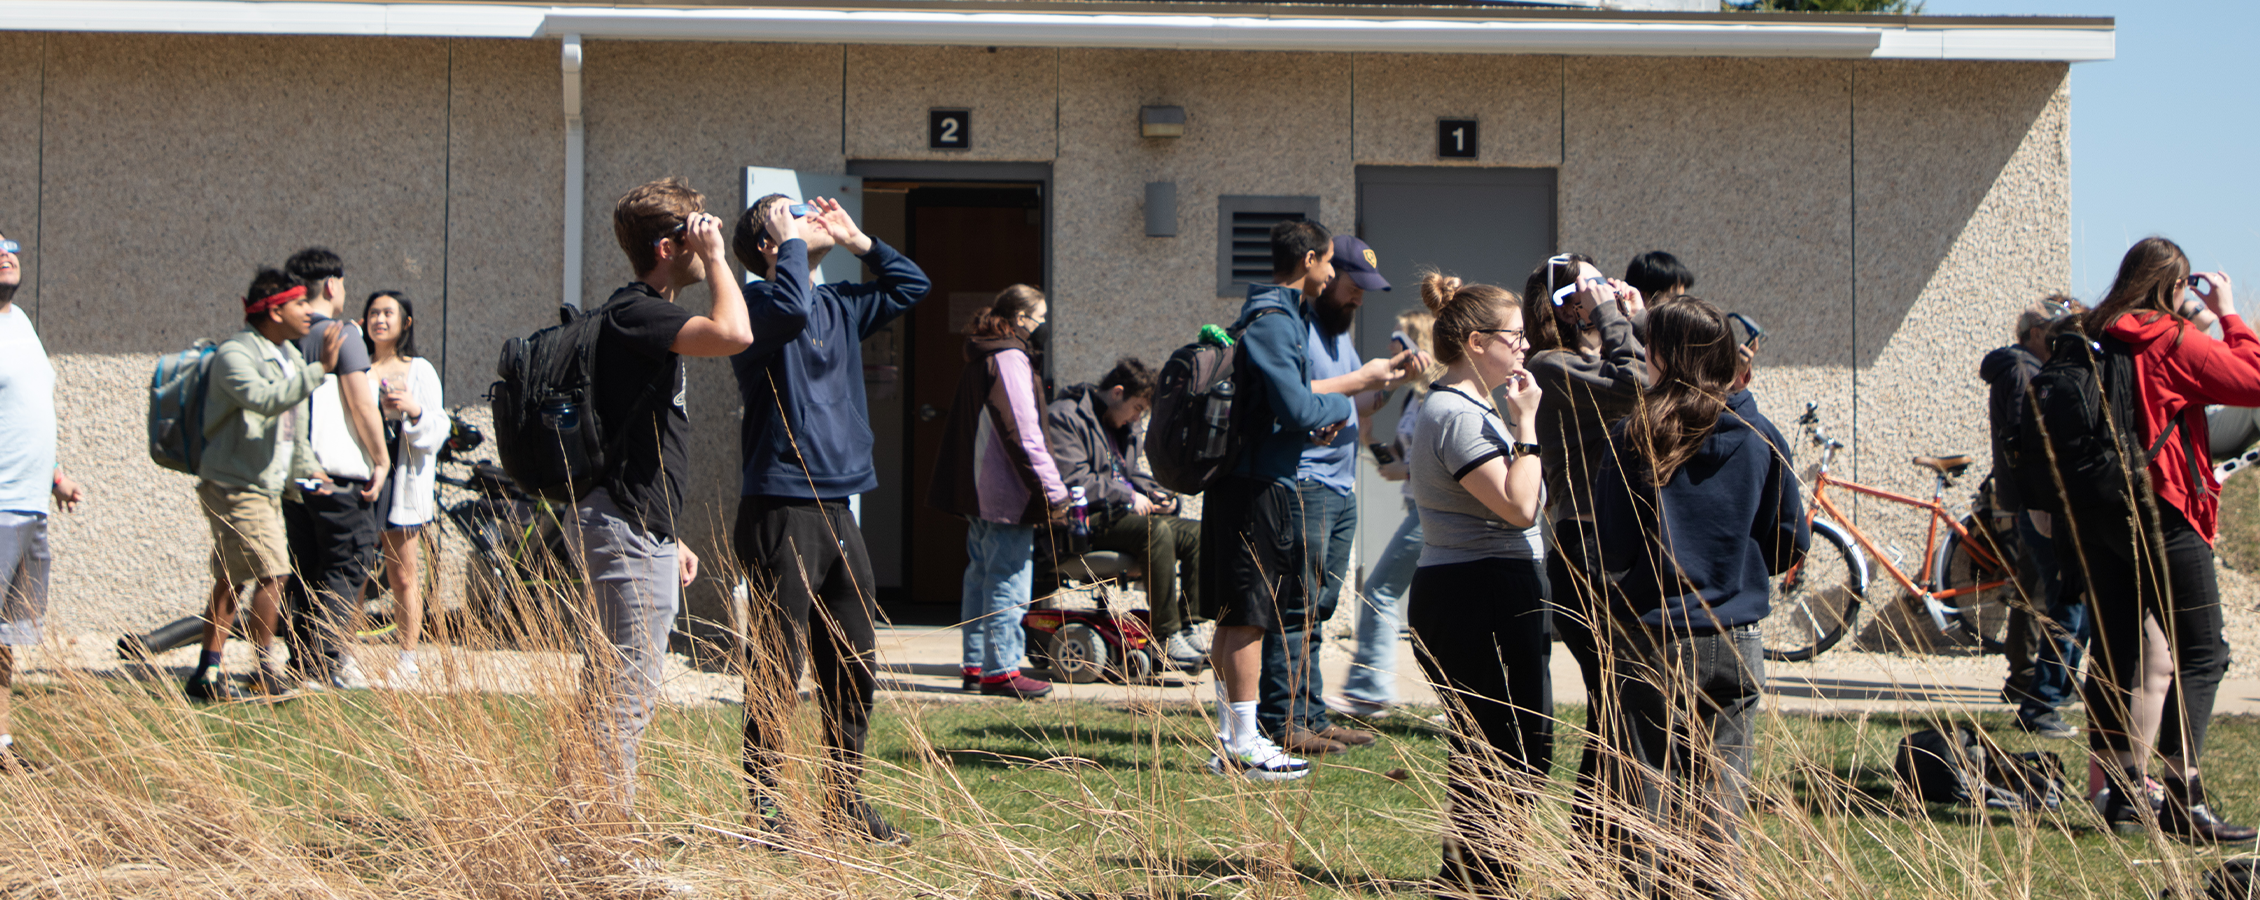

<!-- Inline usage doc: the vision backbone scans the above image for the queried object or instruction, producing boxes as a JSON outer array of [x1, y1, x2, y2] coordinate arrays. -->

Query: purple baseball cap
[[1331, 235, 1391, 292]]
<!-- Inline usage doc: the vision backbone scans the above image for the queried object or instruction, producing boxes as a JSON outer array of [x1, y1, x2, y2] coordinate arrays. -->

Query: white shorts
[[0, 510, 50, 646]]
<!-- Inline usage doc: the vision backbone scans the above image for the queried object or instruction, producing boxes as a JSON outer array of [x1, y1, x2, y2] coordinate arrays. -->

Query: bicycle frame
[[1798, 411, 2012, 635]]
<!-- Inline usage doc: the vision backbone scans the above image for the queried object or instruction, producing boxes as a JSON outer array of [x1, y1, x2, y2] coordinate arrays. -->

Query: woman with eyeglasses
[[1404, 273, 1549, 897], [1519, 252, 1649, 824], [2072, 237, 2260, 843], [360, 290, 447, 687], [929, 284, 1070, 700], [1592, 296, 1807, 898]]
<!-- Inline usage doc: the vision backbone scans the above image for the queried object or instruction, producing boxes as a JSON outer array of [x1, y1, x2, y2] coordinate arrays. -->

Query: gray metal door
[[1351, 166, 1556, 589]]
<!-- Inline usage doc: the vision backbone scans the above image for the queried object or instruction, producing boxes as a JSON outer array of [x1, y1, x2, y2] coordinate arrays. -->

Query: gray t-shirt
[[296, 312, 371, 377], [1410, 385, 1545, 565]]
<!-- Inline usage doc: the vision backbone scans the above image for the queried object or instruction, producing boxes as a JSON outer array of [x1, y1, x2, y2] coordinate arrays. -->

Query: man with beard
[[1262, 234, 1421, 756]]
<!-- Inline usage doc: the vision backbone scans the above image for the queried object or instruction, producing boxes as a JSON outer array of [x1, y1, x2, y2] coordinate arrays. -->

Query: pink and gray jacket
[[927, 335, 1068, 525]]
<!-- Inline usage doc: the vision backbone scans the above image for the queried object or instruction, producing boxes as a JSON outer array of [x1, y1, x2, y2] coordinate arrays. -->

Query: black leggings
[[735, 496, 881, 803], [1407, 557, 1553, 886], [1546, 522, 1610, 802], [2075, 501, 2229, 761]]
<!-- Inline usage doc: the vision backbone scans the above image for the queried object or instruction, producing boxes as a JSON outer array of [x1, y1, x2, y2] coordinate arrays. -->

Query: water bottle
[[1068, 485, 1091, 555], [1201, 379, 1236, 459]]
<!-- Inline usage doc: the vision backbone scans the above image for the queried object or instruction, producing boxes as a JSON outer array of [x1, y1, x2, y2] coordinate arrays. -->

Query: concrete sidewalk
[[871, 624, 2260, 716]]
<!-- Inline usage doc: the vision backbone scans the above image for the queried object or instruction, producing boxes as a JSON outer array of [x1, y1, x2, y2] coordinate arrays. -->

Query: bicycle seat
[[1911, 454, 1974, 477]]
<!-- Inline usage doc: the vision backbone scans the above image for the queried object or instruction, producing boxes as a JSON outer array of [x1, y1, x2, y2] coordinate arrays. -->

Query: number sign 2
[[1437, 119, 1478, 159], [930, 109, 970, 150]]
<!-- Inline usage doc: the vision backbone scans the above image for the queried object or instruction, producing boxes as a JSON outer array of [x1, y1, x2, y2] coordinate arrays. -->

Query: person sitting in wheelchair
[[1043, 357, 1206, 670]]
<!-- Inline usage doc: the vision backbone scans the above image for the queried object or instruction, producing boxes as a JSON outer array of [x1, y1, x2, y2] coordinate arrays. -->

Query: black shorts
[[1198, 476, 1304, 631]]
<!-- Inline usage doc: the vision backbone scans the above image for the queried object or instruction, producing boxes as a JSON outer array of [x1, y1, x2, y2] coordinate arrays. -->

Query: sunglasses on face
[[0, 240, 18, 255], [1545, 254, 1604, 307]]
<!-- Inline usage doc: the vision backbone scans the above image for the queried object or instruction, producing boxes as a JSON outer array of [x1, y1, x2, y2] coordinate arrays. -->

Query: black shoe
[[743, 795, 800, 848], [2099, 766, 2153, 835], [2164, 777, 2259, 845], [836, 797, 910, 846], [2015, 709, 2078, 739], [0, 745, 46, 775], [183, 670, 247, 704]]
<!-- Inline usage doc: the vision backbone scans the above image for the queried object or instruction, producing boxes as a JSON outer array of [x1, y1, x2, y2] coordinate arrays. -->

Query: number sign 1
[[930, 109, 970, 150], [1437, 119, 1478, 159]]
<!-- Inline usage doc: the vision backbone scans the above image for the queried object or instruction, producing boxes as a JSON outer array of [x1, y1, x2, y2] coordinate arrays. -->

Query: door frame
[[846, 160, 1054, 611]]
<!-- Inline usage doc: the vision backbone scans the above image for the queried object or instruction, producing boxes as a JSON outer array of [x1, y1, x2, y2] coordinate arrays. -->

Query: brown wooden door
[[903, 186, 1046, 605]]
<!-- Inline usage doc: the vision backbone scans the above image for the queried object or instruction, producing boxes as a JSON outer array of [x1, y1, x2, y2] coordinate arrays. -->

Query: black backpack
[[1146, 307, 1283, 495], [488, 299, 653, 503], [2011, 331, 2199, 514], [1895, 725, 2065, 811]]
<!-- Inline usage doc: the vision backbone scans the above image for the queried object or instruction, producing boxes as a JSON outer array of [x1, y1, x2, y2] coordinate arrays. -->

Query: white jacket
[[385, 357, 449, 527]]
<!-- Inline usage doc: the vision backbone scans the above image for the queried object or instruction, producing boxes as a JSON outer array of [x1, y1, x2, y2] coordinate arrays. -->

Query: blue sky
[[1923, 0, 2259, 301]]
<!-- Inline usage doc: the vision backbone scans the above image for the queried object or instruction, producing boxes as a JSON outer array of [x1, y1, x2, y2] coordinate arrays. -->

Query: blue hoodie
[[732, 237, 932, 499], [1595, 390, 1808, 631], [1232, 283, 1354, 484]]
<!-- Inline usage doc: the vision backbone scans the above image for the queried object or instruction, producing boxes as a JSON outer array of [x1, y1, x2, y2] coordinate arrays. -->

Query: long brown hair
[[968, 284, 1044, 341], [2085, 237, 2192, 345], [1624, 297, 1737, 486], [1520, 252, 1598, 354]]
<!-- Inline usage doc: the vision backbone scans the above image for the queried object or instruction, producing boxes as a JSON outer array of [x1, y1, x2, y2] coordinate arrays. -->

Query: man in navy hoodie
[[730, 193, 931, 843], [1202, 219, 1354, 782]]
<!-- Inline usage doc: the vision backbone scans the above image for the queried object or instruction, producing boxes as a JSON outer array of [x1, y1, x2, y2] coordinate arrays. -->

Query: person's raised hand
[[761, 201, 804, 251], [682, 211, 726, 261], [1501, 368, 1543, 422], [318, 321, 345, 372], [1611, 279, 1646, 319], [1355, 353, 1409, 392], [810, 197, 873, 255], [2197, 271, 2237, 320]]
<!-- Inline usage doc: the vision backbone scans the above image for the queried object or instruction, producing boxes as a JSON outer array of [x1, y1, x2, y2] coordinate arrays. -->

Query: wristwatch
[[1511, 442, 1542, 459]]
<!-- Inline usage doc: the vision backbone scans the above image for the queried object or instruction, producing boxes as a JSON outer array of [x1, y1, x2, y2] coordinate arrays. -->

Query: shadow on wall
[[1846, 61, 2066, 370]]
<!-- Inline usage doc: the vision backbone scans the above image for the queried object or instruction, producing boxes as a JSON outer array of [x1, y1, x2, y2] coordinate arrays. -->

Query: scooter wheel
[[1048, 623, 1108, 684], [1120, 647, 1156, 683]]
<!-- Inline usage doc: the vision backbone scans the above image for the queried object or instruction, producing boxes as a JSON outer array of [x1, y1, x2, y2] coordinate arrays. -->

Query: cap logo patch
[[1363, 248, 1378, 268]]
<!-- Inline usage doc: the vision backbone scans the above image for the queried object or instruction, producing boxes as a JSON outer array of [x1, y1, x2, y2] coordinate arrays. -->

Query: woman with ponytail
[[1592, 296, 1806, 898], [2075, 237, 2260, 843], [1403, 272, 1549, 897], [928, 284, 1070, 700]]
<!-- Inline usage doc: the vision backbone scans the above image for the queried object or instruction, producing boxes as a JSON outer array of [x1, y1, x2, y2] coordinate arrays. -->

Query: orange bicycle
[[1763, 402, 2021, 662]]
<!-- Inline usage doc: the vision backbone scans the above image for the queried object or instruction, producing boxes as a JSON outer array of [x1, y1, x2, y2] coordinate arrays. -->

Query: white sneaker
[[1163, 633, 1207, 670], [1207, 736, 1312, 782], [1323, 694, 1392, 719], [332, 655, 370, 690], [384, 662, 421, 689]]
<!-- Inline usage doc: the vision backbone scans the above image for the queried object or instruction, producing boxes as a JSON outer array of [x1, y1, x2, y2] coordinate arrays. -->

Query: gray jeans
[[1593, 622, 1764, 900], [568, 488, 680, 805]]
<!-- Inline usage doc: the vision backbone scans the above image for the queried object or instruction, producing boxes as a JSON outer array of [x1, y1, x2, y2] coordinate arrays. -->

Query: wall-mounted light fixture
[[1145, 182, 1177, 237], [1139, 105, 1186, 138]]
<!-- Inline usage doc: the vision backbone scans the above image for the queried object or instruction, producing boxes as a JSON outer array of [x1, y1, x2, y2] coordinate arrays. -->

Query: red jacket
[[2105, 311, 2260, 543]]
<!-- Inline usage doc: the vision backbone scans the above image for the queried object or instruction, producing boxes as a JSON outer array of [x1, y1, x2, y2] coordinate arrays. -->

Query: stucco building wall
[[13, 33, 2069, 641]]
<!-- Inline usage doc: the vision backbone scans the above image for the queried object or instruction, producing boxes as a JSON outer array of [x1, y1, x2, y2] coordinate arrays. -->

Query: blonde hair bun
[[1419, 272, 1463, 314]]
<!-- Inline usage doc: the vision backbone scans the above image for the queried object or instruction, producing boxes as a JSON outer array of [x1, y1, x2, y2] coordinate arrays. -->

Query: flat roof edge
[[0, 1, 2115, 61]]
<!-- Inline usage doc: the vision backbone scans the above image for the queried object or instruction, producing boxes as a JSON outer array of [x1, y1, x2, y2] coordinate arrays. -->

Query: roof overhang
[[0, 1, 2115, 62]]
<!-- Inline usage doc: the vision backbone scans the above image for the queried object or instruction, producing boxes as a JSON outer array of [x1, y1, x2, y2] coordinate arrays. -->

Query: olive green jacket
[[197, 328, 324, 495]]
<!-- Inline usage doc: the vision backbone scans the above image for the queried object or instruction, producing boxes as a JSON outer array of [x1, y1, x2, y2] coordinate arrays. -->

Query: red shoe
[[979, 671, 1053, 700]]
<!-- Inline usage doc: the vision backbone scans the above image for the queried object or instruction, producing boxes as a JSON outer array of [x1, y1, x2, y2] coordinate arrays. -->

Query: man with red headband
[[185, 267, 343, 702]]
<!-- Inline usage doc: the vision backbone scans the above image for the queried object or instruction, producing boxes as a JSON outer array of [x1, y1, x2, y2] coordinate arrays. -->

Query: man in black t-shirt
[[572, 177, 753, 812]]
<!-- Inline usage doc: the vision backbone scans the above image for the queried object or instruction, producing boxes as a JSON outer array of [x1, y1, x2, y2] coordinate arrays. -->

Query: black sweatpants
[[282, 481, 379, 680], [1546, 522, 1611, 809], [1406, 556, 1553, 892], [735, 496, 881, 804], [2076, 501, 2229, 761]]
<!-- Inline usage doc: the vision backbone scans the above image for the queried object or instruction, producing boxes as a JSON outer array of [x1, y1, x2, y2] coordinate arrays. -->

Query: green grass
[[2217, 464, 2260, 575], [11, 676, 2260, 899]]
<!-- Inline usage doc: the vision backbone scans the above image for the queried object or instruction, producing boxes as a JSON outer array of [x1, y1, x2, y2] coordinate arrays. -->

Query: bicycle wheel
[[1763, 519, 1865, 662], [1937, 515, 2017, 653]]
